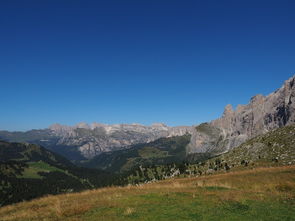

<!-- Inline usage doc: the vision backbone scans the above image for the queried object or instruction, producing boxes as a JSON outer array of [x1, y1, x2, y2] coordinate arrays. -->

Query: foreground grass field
[[1, 165, 295, 221]]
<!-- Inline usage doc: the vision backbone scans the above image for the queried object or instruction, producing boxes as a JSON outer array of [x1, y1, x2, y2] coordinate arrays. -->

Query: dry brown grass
[[123, 207, 135, 216], [0, 165, 294, 221]]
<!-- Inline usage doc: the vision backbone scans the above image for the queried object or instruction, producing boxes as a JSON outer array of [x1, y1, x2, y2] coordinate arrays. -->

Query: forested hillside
[[81, 134, 191, 173], [0, 141, 114, 206]]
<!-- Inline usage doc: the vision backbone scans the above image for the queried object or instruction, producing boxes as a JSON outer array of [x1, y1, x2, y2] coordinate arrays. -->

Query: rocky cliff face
[[49, 123, 192, 159], [187, 75, 295, 155], [0, 123, 192, 159]]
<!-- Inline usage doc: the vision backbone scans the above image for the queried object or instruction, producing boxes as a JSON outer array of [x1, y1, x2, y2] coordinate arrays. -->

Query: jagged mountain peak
[[48, 123, 70, 132], [222, 104, 234, 117], [151, 123, 168, 128], [284, 74, 295, 87], [250, 94, 265, 104], [188, 74, 295, 155], [74, 122, 91, 129]]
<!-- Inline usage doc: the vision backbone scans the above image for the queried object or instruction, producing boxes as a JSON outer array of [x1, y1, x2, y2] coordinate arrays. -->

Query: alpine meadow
[[1, 1, 295, 221]]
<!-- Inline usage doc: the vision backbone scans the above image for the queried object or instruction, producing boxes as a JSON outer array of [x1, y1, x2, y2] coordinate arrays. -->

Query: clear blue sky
[[0, 0, 295, 131]]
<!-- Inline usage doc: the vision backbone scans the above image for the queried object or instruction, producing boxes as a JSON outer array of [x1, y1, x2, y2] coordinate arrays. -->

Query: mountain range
[[1, 76, 295, 166], [0, 123, 191, 161], [1, 75, 295, 207]]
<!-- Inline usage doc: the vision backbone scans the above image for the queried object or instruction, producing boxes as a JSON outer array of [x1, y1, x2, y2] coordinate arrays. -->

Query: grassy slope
[[119, 124, 295, 184], [17, 161, 65, 179], [0, 165, 294, 221], [201, 124, 295, 173]]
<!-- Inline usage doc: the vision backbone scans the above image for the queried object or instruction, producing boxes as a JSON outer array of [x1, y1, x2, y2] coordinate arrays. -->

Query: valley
[[0, 76, 295, 220], [0, 141, 115, 206], [1, 2, 295, 220], [80, 134, 191, 173]]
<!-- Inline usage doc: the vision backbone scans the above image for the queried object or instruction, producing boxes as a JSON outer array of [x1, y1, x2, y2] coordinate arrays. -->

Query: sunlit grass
[[1, 165, 295, 221], [16, 161, 64, 179]]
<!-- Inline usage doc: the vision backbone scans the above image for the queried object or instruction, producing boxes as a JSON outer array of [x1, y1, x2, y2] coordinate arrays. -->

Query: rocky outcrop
[[187, 75, 295, 155], [0, 123, 192, 159], [0, 122, 192, 160], [47, 123, 192, 159]]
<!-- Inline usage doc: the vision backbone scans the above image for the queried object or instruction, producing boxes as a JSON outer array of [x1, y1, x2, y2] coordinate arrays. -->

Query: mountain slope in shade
[[187, 75, 295, 156], [81, 134, 191, 173], [0, 140, 114, 206]]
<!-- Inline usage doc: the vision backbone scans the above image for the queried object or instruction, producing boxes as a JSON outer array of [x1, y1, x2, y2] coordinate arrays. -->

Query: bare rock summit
[[187, 75, 295, 155]]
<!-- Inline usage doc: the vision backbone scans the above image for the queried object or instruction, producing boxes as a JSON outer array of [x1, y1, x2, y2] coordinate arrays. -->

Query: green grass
[[195, 123, 221, 138], [138, 147, 168, 159], [202, 186, 230, 191], [120, 158, 141, 172], [17, 161, 64, 179], [1, 166, 295, 221]]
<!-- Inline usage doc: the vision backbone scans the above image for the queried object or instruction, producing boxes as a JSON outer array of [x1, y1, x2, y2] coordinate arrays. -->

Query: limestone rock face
[[0, 123, 192, 160], [48, 123, 193, 159], [187, 75, 295, 155]]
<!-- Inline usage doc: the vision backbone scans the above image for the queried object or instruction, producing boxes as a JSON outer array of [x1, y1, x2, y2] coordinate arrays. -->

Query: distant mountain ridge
[[0, 123, 192, 160], [187, 75, 295, 156], [81, 134, 191, 173], [1, 75, 295, 163]]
